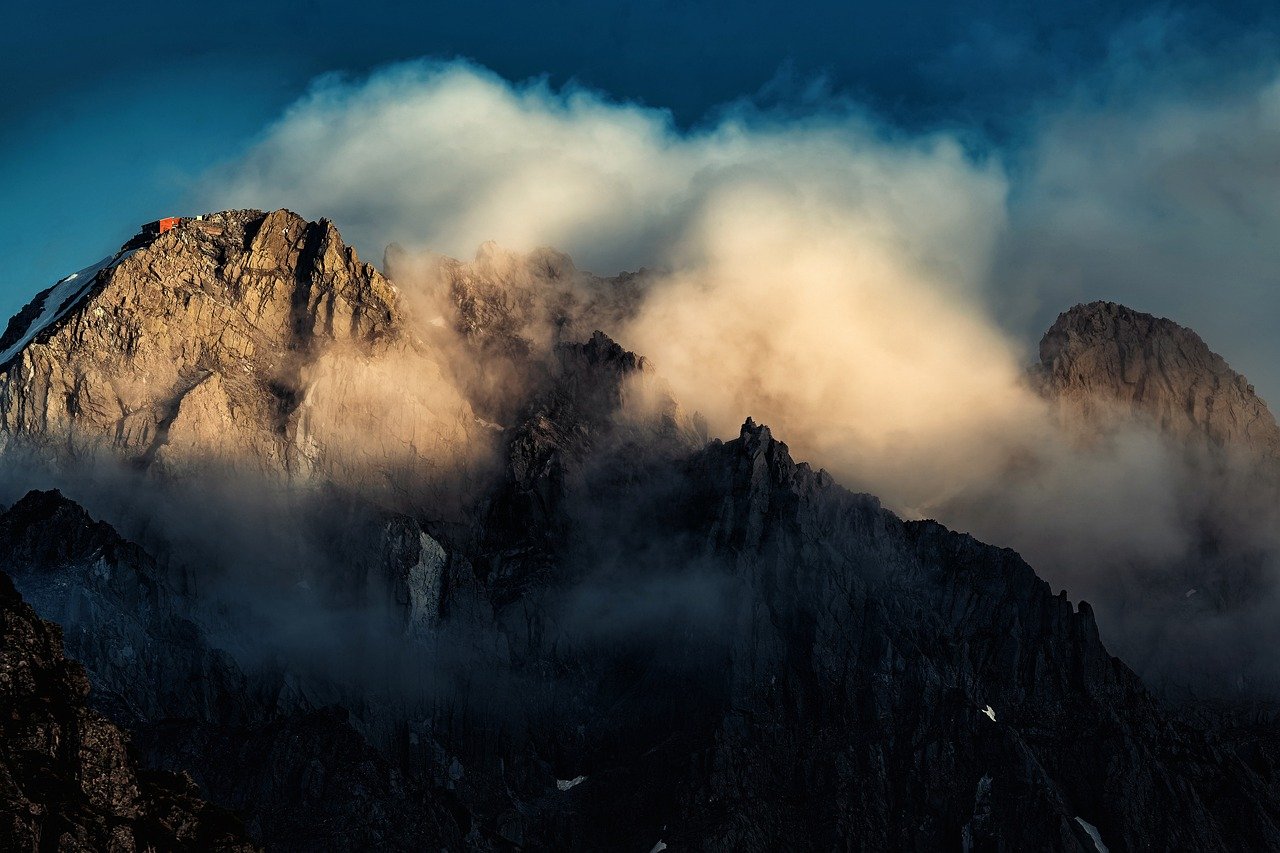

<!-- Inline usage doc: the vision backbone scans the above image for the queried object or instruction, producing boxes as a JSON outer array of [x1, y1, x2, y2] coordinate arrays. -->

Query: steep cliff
[[1027, 300, 1280, 692], [652, 420, 1280, 850], [0, 565, 254, 851], [0, 489, 473, 851], [14, 414, 1280, 850], [0, 210, 482, 505], [458, 416, 1280, 850]]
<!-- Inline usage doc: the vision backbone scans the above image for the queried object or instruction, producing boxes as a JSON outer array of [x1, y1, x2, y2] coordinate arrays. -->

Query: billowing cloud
[[207, 60, 1026, 504], [202, 58, 1280, 694], [997, 66, 1280, 407]]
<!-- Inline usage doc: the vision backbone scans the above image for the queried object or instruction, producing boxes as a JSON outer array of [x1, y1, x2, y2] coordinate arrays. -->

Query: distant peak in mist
[[1034, 299, 1280, 459]]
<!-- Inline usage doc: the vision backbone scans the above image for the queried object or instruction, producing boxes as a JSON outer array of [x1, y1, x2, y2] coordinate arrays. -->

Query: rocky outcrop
[[665, 421, 1280, 850], [0, 489, 269, 731], [0, 566, 255, 851], [439, 243, 645, 351], [7, 392, 1280, 850], [1027, 300, 1280, 691], [0, 210, 481, 504], [478, 330, 703, 604], [400, 241, 650, 424], [0, 489, 470, 852], [1033, 300, 1280, 459]]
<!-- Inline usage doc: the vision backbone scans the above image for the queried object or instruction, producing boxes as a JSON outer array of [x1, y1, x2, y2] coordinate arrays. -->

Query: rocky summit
[[1033, 300, 1280, 460], [1, 210, 393, 464], [2, 211, 1279, 851], [1029, 300, 1280, 691]]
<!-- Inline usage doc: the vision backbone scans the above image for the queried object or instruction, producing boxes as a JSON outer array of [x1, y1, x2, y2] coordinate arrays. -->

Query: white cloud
[[203, 58, 1280, 692], [998, 70, 1280, 406]]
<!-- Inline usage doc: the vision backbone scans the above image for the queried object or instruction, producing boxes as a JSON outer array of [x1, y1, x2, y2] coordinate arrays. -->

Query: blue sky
[[5, 0, 1280, 393]]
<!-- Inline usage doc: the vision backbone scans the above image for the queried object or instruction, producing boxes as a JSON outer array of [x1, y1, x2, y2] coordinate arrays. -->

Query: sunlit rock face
[[1033, 300, 1280, 461], [0, 209, 485, 506], [0, 210, 676, 517]]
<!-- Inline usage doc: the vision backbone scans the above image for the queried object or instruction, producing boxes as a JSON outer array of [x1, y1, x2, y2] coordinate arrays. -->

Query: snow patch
[[556, 775, 586, 791], [1, 252, 130, 368], [404, 532, 447, 639], [1074, 816, 1109, 853], [980, 704, 996, 722], [649, 843, 667, 853]]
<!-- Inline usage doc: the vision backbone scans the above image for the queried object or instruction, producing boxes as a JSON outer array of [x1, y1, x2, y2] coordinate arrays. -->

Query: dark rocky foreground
[[4, 413, 1280, 849], [0, 565, 254, 851]]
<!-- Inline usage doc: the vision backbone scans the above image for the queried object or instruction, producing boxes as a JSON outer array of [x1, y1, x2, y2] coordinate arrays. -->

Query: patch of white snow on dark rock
[[1075, 816, 1109, 852], [0, 252, 132, 368]]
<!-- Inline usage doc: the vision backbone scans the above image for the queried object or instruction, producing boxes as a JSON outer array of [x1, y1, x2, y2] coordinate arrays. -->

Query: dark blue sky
[[2, 0, 1277, 320]]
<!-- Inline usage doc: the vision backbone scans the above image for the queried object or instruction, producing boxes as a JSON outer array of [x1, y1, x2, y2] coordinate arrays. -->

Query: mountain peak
[[0, 209, 406, 477], [1033, 300, 1280, 457]]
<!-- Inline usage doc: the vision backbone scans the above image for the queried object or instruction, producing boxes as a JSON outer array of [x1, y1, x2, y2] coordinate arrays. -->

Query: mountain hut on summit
[[142, 216, 183, 237]]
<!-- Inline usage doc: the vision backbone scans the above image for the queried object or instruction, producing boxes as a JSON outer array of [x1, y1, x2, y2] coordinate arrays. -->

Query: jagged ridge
[[3, 214, 1280, 851]]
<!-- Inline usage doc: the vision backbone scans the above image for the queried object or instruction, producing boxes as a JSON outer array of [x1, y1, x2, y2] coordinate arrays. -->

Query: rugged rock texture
[[0, 489, 473, 852], [0, 489, 255, 729], [5, 215, 1280, 851], [477, 329, 703, 606], [657, 421, 1280, 850], [1033, 300, 1280, 459], [0, 210, 481, 501], [447, 418, 1280, 850], [394, 241, 650, 425], [19, 417, 1277, 850], [1029, 300, 1280, 690], [0, 566, 254, 851]]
